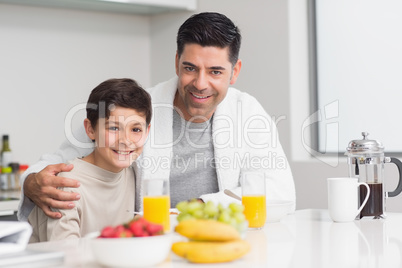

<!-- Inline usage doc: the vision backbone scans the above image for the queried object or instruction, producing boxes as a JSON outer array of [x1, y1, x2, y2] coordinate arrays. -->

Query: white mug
[[327, 177, 370, 222]]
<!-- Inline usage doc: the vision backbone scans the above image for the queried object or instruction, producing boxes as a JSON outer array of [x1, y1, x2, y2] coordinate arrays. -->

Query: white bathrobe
[[18, 77, 296, 221]]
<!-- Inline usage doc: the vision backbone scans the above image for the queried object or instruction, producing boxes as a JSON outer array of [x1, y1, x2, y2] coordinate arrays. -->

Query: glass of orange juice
[[241, 171, 266, 229], [143, 179, 170, 232]]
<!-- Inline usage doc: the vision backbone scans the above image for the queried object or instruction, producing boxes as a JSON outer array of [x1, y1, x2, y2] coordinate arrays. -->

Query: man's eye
[[211, 70, 222, 75], [184, 66, 195, 72]]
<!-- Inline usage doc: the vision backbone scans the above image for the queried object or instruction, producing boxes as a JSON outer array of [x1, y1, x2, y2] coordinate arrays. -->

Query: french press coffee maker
[[346, 132, 402, 219]]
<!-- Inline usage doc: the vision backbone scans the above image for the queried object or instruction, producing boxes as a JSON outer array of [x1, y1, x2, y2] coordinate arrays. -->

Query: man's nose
[[193, 72, 208, 90]]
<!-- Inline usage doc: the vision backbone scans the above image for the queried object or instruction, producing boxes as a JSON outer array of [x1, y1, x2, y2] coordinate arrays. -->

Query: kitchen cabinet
[[0, 0, 197, 15]]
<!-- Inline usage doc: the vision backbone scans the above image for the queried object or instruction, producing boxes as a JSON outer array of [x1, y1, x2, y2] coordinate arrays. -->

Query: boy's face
[[86, 106, 150, 173]]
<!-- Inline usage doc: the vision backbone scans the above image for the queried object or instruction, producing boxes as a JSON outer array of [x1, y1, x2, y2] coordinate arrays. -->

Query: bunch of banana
[[172, 219, 251, 263]]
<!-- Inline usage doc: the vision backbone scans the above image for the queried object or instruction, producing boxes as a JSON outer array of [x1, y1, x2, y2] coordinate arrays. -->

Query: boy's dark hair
[[176, 12, 241, 66], [86, 78, 152, 128]]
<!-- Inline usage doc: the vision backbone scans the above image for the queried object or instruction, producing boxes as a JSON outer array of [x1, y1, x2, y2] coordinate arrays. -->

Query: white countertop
[[26, 209, 402, 268]]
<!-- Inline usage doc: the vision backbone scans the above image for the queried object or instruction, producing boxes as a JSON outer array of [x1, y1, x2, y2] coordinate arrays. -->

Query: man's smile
[[190, 92, 211, 99]]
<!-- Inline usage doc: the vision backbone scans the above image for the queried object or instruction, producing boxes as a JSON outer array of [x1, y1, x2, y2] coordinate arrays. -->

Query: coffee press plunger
[[346, 132, 402, 219]]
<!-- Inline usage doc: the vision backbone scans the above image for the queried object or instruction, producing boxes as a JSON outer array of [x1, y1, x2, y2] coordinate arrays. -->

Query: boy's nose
[[118, 130, 133, 145]]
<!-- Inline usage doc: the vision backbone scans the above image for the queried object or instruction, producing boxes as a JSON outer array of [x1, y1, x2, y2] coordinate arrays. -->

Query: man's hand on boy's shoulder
[[24, 163, 81, 219]]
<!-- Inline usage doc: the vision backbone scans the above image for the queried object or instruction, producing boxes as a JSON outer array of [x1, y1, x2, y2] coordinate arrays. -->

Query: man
[[18, 12, 296, 221]]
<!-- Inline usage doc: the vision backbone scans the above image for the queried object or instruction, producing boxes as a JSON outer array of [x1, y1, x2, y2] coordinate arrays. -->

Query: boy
[[28, 78, 151, 242]]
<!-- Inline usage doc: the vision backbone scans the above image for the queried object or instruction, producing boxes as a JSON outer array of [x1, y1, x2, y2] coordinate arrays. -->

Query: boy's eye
[[109, 126, 119, 131], [132, 128, 142, 133]]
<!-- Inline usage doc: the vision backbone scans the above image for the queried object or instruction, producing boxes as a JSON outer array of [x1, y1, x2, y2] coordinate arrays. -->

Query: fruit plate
[[90, 233, 172, 267]]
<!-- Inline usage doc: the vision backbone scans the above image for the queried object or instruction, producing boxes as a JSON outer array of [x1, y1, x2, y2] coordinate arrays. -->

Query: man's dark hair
[[86, 78, 152, 128], [176, 12, 241, 66]]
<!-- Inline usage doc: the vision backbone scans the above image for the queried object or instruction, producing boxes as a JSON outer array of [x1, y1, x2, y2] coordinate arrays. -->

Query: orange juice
[[143, 195, 170, 231], [242, 195, 266, 228]]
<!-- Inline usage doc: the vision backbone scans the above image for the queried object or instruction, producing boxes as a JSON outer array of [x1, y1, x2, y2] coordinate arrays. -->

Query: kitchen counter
[[0, 190, 20, 217], [26, 209, 402, 267]]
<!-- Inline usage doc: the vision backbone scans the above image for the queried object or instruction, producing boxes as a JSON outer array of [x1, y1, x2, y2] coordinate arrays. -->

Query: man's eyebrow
[[182, 61, 226, 70], [209, 66, 226, 70], [182, 61, 196, 67]]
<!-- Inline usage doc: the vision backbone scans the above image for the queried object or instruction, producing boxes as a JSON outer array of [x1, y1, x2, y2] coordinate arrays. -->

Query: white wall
[[287, 0, 402, 212], [0, 3, 151, 165]]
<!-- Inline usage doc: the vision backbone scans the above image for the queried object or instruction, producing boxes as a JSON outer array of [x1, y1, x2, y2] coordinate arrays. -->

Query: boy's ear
[[84, 119, 96, 141], [146, 123, 151, 135], [144, 123, 151, 141]]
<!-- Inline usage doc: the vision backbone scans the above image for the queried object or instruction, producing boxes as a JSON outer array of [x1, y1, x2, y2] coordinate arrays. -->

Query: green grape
[[192, 209, 204, 219], [218, 210, 231, 224], [217, 203, 224, 212], [187, 201, 203, 214], [223, 208, 232, 216], [233, 212, 246, 223], [228, 218, 237, 229], [176, 201, 189, 213], [175, 200, 247, 234], [229, 202, 244, 213], [204, 201, 219, 218], [177, 213, 194, 222]]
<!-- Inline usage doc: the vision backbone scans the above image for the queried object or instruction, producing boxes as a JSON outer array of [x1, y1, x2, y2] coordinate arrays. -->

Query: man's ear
[[84, 119, 96, 141], [175, 51, 179, 76], [230, 59, 242, 85]]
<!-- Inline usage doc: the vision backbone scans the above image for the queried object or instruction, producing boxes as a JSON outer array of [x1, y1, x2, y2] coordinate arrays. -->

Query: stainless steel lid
[[346, 132, 384, 154]]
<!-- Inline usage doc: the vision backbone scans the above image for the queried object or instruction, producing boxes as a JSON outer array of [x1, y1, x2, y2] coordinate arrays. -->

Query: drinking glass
[[241, 171, 266, 229], [143, 179, 170, 232]]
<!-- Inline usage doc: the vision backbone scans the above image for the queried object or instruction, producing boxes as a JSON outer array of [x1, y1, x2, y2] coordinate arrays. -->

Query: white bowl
[[266, 200, 294, 223], [90, 233, 172, 267]]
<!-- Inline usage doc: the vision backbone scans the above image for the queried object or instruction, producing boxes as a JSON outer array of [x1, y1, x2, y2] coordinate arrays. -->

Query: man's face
[[175, 44, 241, 123]]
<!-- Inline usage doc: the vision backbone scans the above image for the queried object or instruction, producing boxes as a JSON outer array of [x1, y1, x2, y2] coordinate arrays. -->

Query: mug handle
[[387, 157, 402, 197], [356, 182, 370, 215]]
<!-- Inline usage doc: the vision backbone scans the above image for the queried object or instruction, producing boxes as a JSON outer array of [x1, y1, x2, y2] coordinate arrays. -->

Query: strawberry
[[140, 231, 150, 237], [100, 226, 116, 238], [129, 220, 145, 237], [114, 225, 127, 238], [135, 217, 147, 225], [118, 229, 133, 238], [114, 225, 134, 238], [146, 223, 163, 236], [99, 217, 164, 238]]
